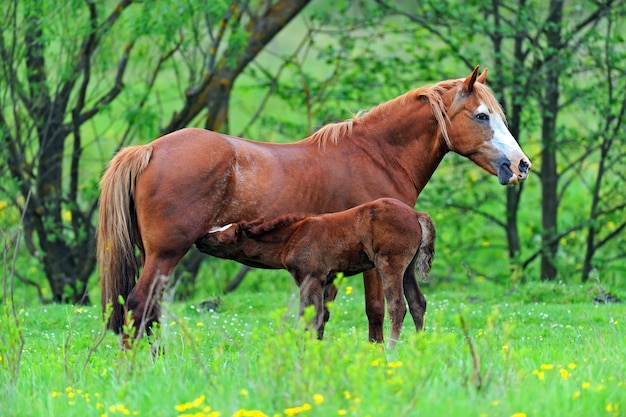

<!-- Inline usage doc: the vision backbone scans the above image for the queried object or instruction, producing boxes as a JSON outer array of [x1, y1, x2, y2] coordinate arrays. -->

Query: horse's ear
[[462, 65, 480, 94], [476, 67, 488, 84]]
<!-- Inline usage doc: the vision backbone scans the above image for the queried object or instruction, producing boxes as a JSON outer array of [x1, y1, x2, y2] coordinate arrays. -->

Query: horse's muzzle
[[498, 158, 531, 185]]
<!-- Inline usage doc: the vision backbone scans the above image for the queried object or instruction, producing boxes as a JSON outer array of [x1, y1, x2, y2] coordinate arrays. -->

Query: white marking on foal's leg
[[209, 224, 234, 233]]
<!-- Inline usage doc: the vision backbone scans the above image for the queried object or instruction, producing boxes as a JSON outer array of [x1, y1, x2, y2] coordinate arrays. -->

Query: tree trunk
[[539, 0, 564, 281]]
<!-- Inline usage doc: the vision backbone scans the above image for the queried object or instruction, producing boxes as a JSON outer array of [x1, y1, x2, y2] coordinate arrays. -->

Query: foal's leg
[[403, 265, 427, 331], [363, 269, 386, 343], [297, 274, 326, 339], [322, 273, 339, 323], [377, 264, 407, 349]]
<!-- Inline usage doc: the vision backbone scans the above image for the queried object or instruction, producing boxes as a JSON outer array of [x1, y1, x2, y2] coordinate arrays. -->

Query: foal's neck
[[239, 223, 300, 264]]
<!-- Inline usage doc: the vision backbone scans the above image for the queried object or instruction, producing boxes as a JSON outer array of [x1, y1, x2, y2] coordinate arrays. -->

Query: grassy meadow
[[1, 272, 625, 417]]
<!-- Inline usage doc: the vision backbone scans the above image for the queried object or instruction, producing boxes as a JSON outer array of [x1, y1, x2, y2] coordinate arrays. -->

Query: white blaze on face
[[477, 102, 524, 157], [209, 223, 234, 233]]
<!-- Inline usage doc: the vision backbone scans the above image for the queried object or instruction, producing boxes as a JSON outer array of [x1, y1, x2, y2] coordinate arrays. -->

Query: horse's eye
[[475, 113, 489, 121]]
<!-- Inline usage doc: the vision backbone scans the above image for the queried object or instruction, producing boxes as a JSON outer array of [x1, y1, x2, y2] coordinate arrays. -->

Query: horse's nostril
[[519, 159, 530, 174]]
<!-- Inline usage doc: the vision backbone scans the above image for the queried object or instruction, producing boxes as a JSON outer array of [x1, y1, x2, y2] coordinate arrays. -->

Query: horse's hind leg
[[125, 253, 186, 343], [403, 265, 427, 331], [322, 273, 339, 323]]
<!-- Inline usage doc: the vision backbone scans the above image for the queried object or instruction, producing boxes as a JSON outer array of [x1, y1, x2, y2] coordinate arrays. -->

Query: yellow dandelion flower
[[313, 394, 324, 405], [192, 395, 206, 407], [285, 403, 312, 416], [540, 364, 553, 370], [532, 370, 545, 380], [232, 409, 268, 417], [568, 363, 576, 369], [240, 389, 249, 396], [510, 413, 527, 417], [491, 401, 499, 407], [196, 322, 203, 327], [502, 345, 509, 351], [388, 361, 403, 368], [175, 402, 192, 412], [572, 391, 581, 400], [52, 391, 60, 398], [345, 286, 353, 295], [560, 369, 570, 378], [606, 403, 614, 412], [370, 359, 381, 367], [338, 410, 347, 416], [343, 391, 351, 400]]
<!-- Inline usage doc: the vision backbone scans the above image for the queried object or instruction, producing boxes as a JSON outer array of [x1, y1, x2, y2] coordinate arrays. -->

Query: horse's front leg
[[363, 268, 385, 343], [297, 273, 326, 339]]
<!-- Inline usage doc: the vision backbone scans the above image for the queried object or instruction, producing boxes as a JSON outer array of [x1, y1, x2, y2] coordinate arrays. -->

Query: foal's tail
[[415, 213, 436, 280], [97, 145, 153, 333]]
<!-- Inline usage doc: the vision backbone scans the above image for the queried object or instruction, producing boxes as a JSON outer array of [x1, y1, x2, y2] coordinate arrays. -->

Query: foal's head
[[435, 66, 531, 185]]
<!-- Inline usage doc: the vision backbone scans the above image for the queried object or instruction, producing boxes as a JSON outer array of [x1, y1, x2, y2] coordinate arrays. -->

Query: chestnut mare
[[198, 198, 436, 348], [98, 66, 531, 343]]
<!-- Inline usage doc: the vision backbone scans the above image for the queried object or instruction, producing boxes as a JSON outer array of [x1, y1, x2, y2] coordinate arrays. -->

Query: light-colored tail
[[97, 145, 153, 333], [415, 213, 436, 280]]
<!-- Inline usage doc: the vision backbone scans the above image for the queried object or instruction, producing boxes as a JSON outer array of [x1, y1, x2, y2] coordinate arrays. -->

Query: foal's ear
[[250, 217, 265, 226], [462, 65, 480, 94], [476, 67, 488, 84]]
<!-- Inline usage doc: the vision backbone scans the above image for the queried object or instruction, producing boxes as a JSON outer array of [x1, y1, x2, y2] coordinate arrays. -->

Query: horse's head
[[443, 66, 531, 185]]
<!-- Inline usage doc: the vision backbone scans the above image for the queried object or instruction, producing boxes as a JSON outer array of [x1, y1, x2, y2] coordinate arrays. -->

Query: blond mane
[[303, 79, 506, 149]]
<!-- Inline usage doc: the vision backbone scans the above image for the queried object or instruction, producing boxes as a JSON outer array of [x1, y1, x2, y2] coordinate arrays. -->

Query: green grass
[[1, 276, 624, 417]]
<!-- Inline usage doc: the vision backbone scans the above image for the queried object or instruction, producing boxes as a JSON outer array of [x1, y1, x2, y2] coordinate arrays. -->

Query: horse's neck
[[352, 99, 447, 196]]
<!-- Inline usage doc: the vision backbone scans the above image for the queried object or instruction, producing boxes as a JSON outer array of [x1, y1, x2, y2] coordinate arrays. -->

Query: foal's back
[[280, 198, 427, 275]]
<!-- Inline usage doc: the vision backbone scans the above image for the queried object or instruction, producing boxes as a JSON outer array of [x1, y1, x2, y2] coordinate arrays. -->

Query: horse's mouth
[[497, 163, 515, 185]]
